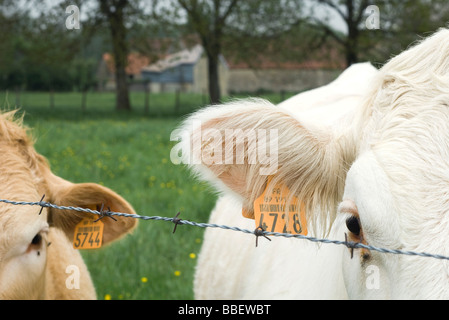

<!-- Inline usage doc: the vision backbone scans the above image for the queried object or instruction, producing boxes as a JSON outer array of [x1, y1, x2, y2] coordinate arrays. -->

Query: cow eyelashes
[[346, 216, 361, 236]]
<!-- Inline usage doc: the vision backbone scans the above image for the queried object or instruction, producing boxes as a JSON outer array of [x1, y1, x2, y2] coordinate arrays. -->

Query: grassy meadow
[[0, 90, 293, 300]]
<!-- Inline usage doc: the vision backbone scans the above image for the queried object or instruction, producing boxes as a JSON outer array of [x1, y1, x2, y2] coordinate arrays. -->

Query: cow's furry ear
[[41, 168, 137, 245], [48, 182, 137, 245], [177, 99, 354, 231]]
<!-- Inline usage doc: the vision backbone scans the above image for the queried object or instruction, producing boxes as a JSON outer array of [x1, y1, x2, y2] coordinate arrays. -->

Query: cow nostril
[[346, 216, 361, 236]]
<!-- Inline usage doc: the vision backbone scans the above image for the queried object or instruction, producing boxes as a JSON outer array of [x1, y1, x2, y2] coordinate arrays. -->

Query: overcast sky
[[27, 0, 348, 34]]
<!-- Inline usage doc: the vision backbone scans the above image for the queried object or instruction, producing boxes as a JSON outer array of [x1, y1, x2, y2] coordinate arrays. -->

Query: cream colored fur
[[0, 112, 137, 299]]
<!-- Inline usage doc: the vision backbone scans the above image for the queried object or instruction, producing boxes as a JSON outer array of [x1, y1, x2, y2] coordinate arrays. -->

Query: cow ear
[[43, 172, 137, 246], [177, 99, 352, 230]]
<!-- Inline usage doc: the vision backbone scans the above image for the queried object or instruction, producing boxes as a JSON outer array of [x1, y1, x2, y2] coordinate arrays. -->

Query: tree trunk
[[345, 25, 359, 67], [102, 1, 131, 111], [114, 63, 130, 111], [207, 51, 221, 104], [345, 45, 358, 67]]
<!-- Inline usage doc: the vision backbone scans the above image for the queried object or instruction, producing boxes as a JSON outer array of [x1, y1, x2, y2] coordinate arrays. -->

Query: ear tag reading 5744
[[247, 180, 308, 236], [73, 217, 104, 250]]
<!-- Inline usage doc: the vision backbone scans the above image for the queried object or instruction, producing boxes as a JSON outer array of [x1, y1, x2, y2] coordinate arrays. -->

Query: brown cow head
[[0, 111, 137, 299]]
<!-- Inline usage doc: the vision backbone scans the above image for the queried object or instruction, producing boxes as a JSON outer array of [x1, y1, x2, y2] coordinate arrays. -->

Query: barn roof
[[141, 44, 204, 73]]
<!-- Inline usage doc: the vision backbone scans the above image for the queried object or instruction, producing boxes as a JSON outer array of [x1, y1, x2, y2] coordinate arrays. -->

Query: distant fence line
[[0, 89, 293, 116], [1, 89, 206, 115]]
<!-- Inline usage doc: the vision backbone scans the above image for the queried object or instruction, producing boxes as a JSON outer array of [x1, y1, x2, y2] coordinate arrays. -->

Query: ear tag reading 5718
[[250, 180, 308, 235], [73, 217, 104, 250]]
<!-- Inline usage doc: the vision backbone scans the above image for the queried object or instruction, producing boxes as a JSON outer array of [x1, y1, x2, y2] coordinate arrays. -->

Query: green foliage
[[2, 0, 448, 96]]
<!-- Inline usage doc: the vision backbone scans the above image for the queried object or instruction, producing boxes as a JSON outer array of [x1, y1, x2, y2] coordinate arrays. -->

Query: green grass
[[0, 90, 295, 300], [46, 119, 214, 300]]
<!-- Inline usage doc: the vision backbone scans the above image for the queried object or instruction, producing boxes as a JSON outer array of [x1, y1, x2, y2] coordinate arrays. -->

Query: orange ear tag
[[73, 218, 104, 250], [248, 179, 308, 235]]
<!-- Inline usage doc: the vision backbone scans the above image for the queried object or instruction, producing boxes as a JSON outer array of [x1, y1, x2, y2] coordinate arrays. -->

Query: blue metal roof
[[142, 63, 194, 84]]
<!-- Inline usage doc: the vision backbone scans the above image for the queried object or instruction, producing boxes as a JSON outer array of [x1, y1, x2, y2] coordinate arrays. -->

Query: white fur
[[187, 28, 449, 300], [194, 195, 348, 299], [191, 62, 378, 299]]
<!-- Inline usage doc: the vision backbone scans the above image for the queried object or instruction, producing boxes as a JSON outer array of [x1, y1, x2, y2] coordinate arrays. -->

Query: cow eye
[[26, 232, 46, 255], [31, 234, 42, 246], [346, 216, 361, 236]]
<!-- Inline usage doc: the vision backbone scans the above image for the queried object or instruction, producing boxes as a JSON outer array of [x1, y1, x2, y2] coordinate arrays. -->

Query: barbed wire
[[2, 197, 449, 262]]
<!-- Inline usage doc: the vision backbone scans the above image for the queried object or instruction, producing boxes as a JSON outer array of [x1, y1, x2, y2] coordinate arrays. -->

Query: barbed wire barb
[[38, 194, 46, 215], [254, 225, 271, 247], [172, 212, 183, 234]]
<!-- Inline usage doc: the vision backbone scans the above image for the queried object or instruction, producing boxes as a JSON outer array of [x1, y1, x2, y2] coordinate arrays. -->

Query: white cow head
[[179, 29, 449, 299], [0, 112, 137, 299]]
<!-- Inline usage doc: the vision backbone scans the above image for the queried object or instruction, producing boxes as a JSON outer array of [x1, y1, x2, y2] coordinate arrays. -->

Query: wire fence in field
[[2, 197, 449, 262]]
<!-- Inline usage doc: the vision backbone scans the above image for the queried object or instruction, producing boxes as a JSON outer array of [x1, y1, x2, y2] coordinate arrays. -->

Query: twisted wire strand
[[2, 197, 449, 261]]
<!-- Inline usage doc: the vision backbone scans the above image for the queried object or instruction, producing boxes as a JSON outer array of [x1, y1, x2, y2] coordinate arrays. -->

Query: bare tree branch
[[318, 0, 347, 22]]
